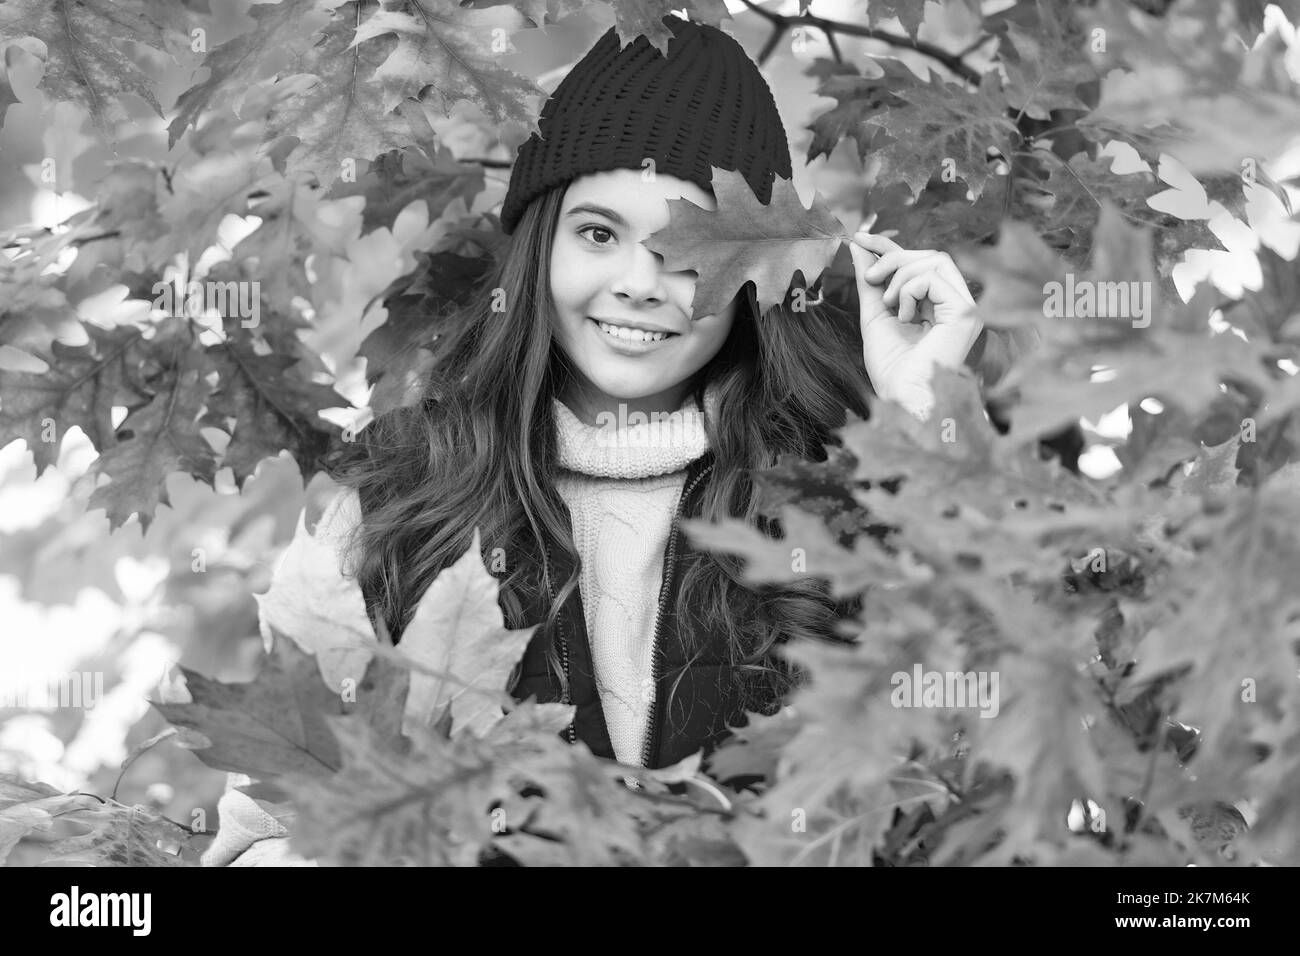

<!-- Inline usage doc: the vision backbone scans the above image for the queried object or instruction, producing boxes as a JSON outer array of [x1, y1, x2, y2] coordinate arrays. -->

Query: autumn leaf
[[169, 2, 449, 193], [706, 707, 803, 786], [642, 166, 845, 320], [864, 0, 983, 37], [806, 57, 916, 167], [284, 716, 492, 865], [259, 62, 412, 190], [150, 98, 286, 273], [682, 503, 904, 599], [1, 774, 199, 867], [345, 143, 486, 238], [200, 323, 347, 490], [490, 741, 654, 866], [0, 320, 139, 475], [956, 204, 1277, 445], [1131, 473, 1300, 752], [42, 802, 195, 867], [83, 327, 222, 533], [253, 484, 378, 694], [864, 0, 932, 37], [1038, 151, 1228, 265], [61, 160, 168, 282], [604, 1, 733, 56], [303, 197, 446, 373], [856, 178, 1002, 255], [729, 619, 958, 866], [749, 447, 886, 547], [152, 628, 368, 780], [254, 486, 530, 740], [166, 0, 339, 148], [285, 700, 594, 866], [359, 242, 488, 413], [839, 365, 1096, 517], [0, 0, 172, 141], [398, 526, 538, 738], [348, 0, 545, 127], [1076, 0, 1300, 177], [639, 810, 749, 866], [996, 11, 1095, 121], [218, 173, 362, 311], [1114, 399, 1204, 486], [1223, 244, 1300, 346], [0, 774, 86, 865], [962, 617, 1111, 864], [858, 63, 1019, 202], [1167, 435, 1241, 499]]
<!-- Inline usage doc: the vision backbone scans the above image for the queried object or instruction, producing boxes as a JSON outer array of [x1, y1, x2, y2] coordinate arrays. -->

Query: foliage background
[[2, 0, 1299, 866]]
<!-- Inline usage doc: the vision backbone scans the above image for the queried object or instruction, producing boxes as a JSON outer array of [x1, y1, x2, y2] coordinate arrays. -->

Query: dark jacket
[[508, 449, 770, 770]]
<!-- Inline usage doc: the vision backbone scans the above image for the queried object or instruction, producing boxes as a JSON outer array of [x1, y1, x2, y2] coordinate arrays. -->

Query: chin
[[582, 375, 666, 401]]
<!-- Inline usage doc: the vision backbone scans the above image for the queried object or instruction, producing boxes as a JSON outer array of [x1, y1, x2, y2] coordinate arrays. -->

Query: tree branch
[[733, 0, 981, 83]]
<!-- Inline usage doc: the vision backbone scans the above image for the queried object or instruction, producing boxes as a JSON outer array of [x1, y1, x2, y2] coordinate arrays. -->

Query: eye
[[577, 224, 615, 247]]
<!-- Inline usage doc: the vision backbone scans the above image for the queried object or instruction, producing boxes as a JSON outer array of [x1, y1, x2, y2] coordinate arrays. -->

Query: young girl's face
[[549, 169, 738, 420]]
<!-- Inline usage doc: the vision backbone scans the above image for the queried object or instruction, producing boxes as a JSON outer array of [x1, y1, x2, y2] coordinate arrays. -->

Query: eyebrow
[[562, 203, 629, 227]]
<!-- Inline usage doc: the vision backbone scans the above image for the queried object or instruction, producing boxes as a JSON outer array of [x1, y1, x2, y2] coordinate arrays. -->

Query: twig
[[448, 157, 512, 169], [1123, 708, 1170, 846], [734, 0, 981, 83], [111, 727, 178, 802], [682, 774, 734, 812], [1, 229, 121, 252], [957, 32, 996, 58], [821, 26, 842, 64]]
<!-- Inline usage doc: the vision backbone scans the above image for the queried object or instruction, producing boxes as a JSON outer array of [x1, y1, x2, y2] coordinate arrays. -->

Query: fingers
[[849, 229, 981, 331], [853, 234, 974, 296], [894, 273, 931, 324], [852, 231, 902, 255], [853, 232, 910, 283], [934, 256, 977, 307], [856, 239, 934, 287], [864, 251, 915, 285], [882, 255, 946, 311], [847, 241, 890, 322], [863, 247, 978, 318], [894, 271, 970, 325]]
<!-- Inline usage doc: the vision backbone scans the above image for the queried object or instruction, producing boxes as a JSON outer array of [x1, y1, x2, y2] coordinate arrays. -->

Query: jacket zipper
[[637, 461, 715, 770], [544, 539, 576, 744]]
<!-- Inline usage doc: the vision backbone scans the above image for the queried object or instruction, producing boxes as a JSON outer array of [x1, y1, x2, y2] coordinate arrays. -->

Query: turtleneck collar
[[553, 379, 721, 479]]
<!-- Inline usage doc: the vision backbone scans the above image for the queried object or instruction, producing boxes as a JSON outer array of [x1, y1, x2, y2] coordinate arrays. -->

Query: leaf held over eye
[[642, 166, 845, 321]]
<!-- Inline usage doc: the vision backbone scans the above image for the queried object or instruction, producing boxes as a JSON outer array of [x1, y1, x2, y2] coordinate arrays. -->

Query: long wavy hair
[[324, 179, 873, 717]]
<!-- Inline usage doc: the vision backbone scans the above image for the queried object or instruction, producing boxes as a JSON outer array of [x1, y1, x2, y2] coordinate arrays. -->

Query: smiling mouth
[[589, 318, 680, 342]]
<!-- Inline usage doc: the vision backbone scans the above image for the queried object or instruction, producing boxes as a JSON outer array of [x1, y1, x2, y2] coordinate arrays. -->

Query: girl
[[203, 13, 982, 865]]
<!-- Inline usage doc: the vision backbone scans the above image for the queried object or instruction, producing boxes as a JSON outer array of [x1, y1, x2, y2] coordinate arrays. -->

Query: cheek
[[549, 237, 596, 309], [700, 313, 735, 351]]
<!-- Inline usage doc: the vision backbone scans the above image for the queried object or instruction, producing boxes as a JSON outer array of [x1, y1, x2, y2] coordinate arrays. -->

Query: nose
[[611, 241, 671, 306]]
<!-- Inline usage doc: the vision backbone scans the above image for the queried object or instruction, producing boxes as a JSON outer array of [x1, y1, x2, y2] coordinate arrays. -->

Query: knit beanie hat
[[500, 14, 793, 235]]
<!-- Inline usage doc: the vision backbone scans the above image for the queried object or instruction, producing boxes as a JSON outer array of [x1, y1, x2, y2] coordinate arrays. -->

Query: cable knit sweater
[[552, 382, 718, 766]]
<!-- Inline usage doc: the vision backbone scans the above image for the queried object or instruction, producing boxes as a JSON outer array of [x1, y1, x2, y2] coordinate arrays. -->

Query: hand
[[848, 225, 982, 420]]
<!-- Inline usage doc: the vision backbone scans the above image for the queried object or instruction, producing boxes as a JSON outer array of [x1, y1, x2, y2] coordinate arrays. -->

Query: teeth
[[597, 321, 668, 342]]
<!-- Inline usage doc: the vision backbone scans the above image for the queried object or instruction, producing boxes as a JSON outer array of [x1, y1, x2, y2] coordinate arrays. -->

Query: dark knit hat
[[500, 15, 793, 235]]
